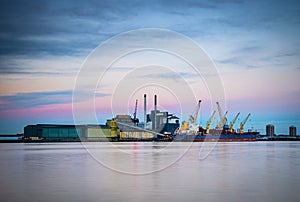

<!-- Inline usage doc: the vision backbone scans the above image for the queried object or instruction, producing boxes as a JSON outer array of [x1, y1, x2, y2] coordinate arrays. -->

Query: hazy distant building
[[266, 124, 275, 136], [289, 126, 297, 137]]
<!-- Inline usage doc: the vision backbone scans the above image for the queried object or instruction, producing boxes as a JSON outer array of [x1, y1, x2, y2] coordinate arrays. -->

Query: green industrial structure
[[24, 120, 119, 141]]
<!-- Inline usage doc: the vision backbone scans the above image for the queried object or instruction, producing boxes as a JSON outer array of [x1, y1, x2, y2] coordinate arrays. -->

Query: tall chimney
[[154, 94, 157, 131], [144, 94, 147, 130]]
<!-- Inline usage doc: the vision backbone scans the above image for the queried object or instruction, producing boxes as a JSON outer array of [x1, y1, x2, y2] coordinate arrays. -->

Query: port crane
[[216, 102, 223, 120], [189, 100, 201, 124], [240, 113, 251, 134], [229, 112, 240, 133], [180, 100, 201, 134], [132, 99, 139, 125], [216, 102, 227, 129], [220, 111, 228, 129], [206, 110, 216, 134]]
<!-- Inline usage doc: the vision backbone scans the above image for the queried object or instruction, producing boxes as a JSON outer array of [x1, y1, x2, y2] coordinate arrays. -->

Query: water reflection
[[0, 142, 299, 202]]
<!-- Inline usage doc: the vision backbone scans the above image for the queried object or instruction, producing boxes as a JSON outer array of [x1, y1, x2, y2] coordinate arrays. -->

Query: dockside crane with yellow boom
[[206, 110, 216, 134], [229, 112, 240, 133], [240, 113, 251, 134], [219, 111, 228, 129], [179, 100, 201, 134], [216, 102, 228, 129], [189, 100, 201, 124]]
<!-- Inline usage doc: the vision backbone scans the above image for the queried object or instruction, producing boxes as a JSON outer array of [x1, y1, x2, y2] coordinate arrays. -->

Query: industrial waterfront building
[[114, 115, 136, 132], [146, 94, 179, 134], [266, 124, 275, 136], [289, 126, 297, 137], [23, 94, 179, 141], [114, 94, 179, 139], [24, 120, 119, 141], [147, 110, 179, 134]]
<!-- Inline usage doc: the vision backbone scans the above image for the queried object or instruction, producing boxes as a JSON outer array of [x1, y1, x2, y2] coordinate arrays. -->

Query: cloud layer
[[0, 0, 300, 133]]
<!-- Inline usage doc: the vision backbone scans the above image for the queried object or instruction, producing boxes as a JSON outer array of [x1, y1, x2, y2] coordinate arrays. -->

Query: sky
[[0, 0, 299, 134]]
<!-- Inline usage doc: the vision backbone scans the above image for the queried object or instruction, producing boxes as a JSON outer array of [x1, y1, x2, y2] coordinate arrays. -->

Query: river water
[[0, 142, 299, 202]]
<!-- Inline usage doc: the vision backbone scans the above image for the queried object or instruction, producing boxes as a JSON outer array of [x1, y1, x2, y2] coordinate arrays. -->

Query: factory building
[[149, 110, 167, 132], [114, 114, 157, 140], [145, 94, 179, 134], [148, 111, 179, 134], [266, 124, 275, 136], [24, 94, 179, 141], [24, 120, 119, 141], [289, 126, 297, 137], [119, 131, 155, 140], [163, 114, 180, 134], [24, 124, 83, 141], [115, 115, 136, 132]]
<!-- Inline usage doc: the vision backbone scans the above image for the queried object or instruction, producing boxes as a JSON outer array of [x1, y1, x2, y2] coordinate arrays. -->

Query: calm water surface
[[0, 142, 299, 202]]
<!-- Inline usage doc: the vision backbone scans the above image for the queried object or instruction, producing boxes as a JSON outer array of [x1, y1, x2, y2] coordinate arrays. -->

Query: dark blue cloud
[[236, 46, 262, 53], [0, 90, 72, 110], [0, 0, 251, 57], [0, 0, 299, 71], [0, 90, 109, 110], [0, 0, 125, 56], [216, 56, 261, 68]]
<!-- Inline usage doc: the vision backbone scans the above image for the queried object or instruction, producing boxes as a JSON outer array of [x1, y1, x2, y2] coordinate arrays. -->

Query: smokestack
[[154, 94, 157, 131], [144, 94, 147, 130], [154, 95, 157, 111]]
